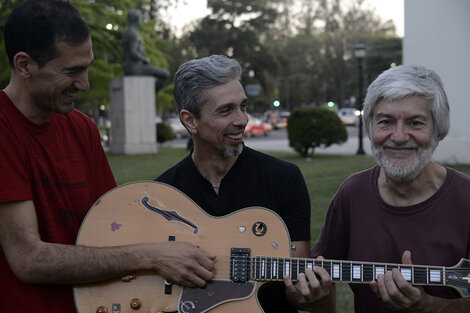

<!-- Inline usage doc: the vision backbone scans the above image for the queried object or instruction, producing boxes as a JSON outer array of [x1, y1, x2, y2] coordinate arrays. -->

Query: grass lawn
[[107, 147, 470, 313]]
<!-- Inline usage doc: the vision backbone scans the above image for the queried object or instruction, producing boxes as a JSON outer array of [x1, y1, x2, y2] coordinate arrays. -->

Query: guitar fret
[[285, 260, 291, 277], [292, 258, 298, 280], [266, 257, 272, 280], [352, 263, 362, 282], [332, 263, 340, 281], [322, 260, 331, 276], [375, 265, 385, 280], [272, 258, 277, 279], [261, 258, 266, 278], [363, 263, 373, 282], [342, 262, 351, 282], [400, 266, 412, 282], [278, 258, 284, 280], [299, 259, 306, 276], [414, 266, 427, 284], [306, 260, 314, 271], [252, 257, 258, 279], [429, 267, 443, 284]]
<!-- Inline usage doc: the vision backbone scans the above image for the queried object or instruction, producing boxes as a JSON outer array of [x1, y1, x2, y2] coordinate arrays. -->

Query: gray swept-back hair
[[363, 65, 450, 140], [173, 55, 242, 118]]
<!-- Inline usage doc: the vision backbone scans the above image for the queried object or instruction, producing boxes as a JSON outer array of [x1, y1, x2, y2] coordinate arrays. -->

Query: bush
[[287, 107, 347, 157], [156, 122, 175, 143]]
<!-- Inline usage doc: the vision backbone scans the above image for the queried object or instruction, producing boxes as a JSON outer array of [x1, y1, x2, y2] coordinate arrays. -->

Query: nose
[[234, 109, 248, 127], [390, 121, 409, 143], [73, 70, 90, 92]]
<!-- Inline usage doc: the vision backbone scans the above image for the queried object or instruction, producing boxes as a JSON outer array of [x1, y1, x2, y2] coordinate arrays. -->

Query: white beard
[[371, 138, 437, 182]]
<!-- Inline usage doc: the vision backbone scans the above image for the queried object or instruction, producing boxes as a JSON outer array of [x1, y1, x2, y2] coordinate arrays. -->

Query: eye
[[241, 103, 248, 111], [409, 120, 424, 127], [377, 119, 392, 126], [219, 106, 232, 115]]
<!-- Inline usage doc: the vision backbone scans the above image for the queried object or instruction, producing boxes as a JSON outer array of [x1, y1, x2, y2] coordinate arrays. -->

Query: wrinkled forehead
[[373, 95, 433, 118]]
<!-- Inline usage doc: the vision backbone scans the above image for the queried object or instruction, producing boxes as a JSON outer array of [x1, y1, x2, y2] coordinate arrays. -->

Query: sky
[[166, 0, 404, 37]]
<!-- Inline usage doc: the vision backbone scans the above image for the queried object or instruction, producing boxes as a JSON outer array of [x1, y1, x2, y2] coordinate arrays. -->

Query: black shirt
[[156, 146, 311, 312]]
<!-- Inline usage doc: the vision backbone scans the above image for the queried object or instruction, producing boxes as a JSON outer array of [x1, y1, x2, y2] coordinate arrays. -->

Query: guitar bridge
[[230, 248, 251, 283]]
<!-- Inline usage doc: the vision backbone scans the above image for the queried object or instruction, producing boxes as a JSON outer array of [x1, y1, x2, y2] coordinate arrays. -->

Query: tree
[[69, 0, 172, 114], [287, 106, 347, 157], [189, 0, 285, 112], [269, 0, 401, 110]]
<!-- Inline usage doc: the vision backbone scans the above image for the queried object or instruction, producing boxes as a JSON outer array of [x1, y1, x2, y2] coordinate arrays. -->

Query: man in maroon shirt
[[312, 65, 470, 312]]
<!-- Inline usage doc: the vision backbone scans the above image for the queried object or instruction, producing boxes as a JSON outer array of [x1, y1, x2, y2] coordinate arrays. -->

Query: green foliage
[[0, 0, 172, 109], [156, 83, 175, 113], [0, 38, 9, 88], [156, 122, 174, 143], [287, 107, 347, 157], [189, 0, 283, 104]]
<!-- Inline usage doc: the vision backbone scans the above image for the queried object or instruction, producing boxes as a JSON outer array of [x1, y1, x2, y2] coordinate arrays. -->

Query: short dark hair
[[4, 0, 90, 68]]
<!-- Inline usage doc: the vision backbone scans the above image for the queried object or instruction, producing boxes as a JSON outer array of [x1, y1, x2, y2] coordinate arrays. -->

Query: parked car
[[338, 108, 359, 126], [165, 117, 189, 139], [269, 111, 290, 129], [244, 115, 272, 137]]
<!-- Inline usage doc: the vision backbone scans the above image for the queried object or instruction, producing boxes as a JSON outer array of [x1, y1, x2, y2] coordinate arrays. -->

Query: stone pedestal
[[109, 76, 158, 154]]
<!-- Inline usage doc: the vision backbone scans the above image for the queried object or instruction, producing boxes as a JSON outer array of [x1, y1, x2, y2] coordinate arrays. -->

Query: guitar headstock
[[446, 258, 470, 298]]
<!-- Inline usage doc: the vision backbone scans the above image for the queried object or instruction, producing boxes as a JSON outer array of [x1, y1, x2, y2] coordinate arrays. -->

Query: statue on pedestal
[[123, 9, 170, 92]]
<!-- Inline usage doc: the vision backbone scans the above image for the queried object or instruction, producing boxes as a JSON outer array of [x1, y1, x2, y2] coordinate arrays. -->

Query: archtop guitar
[[74, 181, 470, 313]]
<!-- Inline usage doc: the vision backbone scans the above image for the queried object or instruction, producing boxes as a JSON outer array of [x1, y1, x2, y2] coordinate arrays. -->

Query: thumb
[[402, 250, 412, 265]]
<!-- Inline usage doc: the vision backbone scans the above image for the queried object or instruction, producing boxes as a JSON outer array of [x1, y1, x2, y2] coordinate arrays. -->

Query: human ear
[[180, 110, 198, 135], [13, 52, 34, 78]]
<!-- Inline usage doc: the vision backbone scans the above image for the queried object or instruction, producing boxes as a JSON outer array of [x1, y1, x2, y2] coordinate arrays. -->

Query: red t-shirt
[[0, 91, 117, 312]]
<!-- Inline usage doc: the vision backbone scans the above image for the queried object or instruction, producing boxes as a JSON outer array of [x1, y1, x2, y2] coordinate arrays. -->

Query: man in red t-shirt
[[0, 1, 215, 312]]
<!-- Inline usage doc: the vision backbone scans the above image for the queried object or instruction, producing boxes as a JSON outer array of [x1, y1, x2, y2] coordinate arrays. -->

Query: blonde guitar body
[[74, 181, 291, 313]]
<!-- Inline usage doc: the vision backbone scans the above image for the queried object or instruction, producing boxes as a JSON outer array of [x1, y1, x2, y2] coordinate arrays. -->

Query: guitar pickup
[[230, 248, 251, 283]]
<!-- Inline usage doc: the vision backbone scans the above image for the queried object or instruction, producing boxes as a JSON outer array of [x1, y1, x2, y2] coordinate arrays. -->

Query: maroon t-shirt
[[313, 165, 470, 313], [0, 91, 117, 312]]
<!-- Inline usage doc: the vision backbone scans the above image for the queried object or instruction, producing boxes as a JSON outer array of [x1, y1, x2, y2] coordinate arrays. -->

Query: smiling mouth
[[226, 133, 243, 140], [63, 93, 76, 103]]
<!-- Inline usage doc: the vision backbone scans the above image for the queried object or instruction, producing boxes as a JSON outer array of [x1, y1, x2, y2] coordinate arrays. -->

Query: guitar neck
[[250, 256, 446, 287]]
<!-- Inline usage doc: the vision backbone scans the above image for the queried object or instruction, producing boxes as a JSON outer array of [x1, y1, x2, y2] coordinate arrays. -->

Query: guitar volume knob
[[130, 298, 142, 310], [96, 306, 108, 313]]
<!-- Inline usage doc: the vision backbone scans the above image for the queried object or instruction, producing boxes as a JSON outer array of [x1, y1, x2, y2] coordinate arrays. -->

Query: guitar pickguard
[[179, 280, 255, 313]]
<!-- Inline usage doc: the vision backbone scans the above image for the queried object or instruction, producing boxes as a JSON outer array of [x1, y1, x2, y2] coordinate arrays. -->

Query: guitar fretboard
[[250, 256, 446, 286]]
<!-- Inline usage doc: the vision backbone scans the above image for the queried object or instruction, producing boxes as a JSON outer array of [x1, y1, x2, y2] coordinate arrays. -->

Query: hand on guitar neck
[[284, 255, 334, 312], [371, 250, 470, 313]]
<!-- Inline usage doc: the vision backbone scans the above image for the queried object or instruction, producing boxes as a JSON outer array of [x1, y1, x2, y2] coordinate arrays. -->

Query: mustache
[[382, 141, 419, 150], [224, 126, 245, 135]]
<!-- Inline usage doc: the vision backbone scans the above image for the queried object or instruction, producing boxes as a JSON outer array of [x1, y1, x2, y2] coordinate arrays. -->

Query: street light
[[354, 43, 366, 155]]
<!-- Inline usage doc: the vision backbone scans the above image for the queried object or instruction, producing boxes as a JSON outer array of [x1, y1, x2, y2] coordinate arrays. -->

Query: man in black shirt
[[156, 55, 333, 312]]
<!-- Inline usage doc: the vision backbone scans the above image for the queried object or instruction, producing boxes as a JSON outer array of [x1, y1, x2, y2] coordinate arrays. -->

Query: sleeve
[[0, 119, 32, 202], [280, 165, 311, 241], [312, 184, 351, 260]]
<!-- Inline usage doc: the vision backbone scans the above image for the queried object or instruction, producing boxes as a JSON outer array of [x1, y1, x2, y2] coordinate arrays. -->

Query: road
[[164, 125, 372, 155]]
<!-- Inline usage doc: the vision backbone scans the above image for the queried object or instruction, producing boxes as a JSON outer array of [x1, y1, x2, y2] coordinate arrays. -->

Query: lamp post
[[354, 43, 366, 155]]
